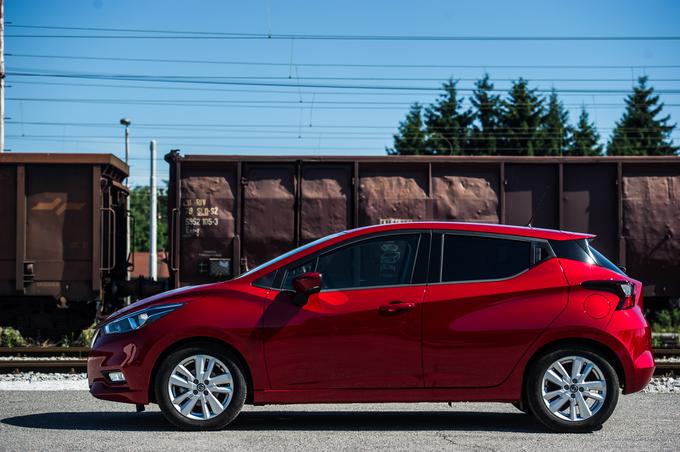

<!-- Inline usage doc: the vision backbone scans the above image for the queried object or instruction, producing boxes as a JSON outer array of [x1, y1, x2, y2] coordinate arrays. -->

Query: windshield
[[238, 231, 347, 278]]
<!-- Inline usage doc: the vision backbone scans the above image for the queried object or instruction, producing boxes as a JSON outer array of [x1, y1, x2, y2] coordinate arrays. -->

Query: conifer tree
[[608, 76, 678, 155], [424, 79, 474, 155], [568, 108, 603, 156], [541, 89, 571, 156], [499, 78, 545, 156], [386, 103, 427, 155], [469, 74, 502, 155]]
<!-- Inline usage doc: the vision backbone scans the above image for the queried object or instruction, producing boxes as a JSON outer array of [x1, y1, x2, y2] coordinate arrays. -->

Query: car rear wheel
[[525, 346, 619, 432], [155, 344, 246, 430]]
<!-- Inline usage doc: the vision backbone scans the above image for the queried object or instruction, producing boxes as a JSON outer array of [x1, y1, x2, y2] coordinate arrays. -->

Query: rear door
[[422, 232, 569, 387]]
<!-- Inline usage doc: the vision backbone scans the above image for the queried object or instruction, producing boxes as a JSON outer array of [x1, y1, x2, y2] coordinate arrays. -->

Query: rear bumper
[[607, 307, 655, 394], [623, 349, 655, 394]]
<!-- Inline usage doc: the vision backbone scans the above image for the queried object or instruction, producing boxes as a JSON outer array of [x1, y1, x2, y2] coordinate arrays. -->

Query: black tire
[[525, 346, 619, 433], [155, 343, 247, 430], [511, 400, 532, 415]]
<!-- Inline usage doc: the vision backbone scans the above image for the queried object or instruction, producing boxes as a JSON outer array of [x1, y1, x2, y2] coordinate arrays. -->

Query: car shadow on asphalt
[[2, 410, 553, 433]]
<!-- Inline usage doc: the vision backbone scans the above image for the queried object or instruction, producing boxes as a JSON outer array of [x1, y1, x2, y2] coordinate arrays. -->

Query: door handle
[[379, 301, 415, 314]]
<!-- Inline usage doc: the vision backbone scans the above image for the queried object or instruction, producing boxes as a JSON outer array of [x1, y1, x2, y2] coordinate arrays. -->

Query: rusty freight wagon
[[166, 152, 680, 306], [0, 153, 132, 337]]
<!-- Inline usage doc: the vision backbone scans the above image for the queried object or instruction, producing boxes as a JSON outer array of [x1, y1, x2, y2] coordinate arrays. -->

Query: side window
[[441, 235, 531, 283], [282, 259, 316, 290], [253, 270, 277, 289], [316, 234, 420, 290], [533, 241, 554, 264]]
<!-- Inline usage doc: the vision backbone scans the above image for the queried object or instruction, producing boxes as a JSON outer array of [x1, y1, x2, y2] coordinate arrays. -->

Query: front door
[[263, 233, 425, 389]]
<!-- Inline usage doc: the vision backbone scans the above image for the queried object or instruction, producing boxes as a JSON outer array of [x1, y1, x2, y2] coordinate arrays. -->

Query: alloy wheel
[[167, 354, 234, 420], [541, 355, 607, 422]]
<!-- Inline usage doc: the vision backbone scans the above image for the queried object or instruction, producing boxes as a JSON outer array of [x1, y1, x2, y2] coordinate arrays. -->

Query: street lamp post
[[120, 118, 131, 298]]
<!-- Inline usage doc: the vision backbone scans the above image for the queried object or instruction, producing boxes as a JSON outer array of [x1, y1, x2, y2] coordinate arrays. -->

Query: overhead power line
[[9, 97, 680, 110], [12, 80, 678, 98], [6, 24, 680, 41], [4, 120, 673, 133], [11, 70, 680, 83], [9, 71, 680, 93], [8, 53, 680, 69]]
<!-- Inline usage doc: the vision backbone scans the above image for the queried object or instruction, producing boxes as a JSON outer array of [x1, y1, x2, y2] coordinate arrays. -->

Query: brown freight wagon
[[0, 153, 130, 337], [166, 152, 680, 306]]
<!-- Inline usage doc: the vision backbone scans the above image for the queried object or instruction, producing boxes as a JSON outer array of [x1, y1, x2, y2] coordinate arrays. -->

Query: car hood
[[101, 282, 222, 324]]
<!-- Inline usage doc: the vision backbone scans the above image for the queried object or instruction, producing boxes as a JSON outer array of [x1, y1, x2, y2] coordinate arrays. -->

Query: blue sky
[[5, 0, 680, 184]]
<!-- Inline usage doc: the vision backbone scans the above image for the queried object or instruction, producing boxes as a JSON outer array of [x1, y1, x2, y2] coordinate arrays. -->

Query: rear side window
[[316, 234, 420, 290], [441, 235, 532, 283]]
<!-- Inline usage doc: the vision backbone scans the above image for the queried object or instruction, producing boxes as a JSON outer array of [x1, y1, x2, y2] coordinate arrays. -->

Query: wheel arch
[[147, 336, 255, 404], [522, 337, 626, 394]]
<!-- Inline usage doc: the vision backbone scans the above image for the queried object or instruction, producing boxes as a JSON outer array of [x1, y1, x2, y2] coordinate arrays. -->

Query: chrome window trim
[[319, 282, 428, 293]]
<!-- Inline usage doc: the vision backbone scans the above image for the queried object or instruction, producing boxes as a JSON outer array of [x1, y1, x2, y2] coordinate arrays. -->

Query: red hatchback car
[[88, 222, 654, 432]]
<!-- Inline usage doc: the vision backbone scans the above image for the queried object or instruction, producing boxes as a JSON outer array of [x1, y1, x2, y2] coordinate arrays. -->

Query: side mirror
[[291, 272, 322, 306]]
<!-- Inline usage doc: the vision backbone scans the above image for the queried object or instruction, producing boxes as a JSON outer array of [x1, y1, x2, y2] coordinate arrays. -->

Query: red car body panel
[[262, 285, 425, 389], [422, 258, 570, 388], [88, 222, 653, 406]]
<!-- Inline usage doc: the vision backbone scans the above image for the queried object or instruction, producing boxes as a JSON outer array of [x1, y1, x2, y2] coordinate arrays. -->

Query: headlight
[[103, 303, 184, 335]]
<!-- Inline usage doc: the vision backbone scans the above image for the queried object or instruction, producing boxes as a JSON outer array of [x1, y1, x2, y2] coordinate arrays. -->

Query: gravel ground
[[643, 376, 680, 393], [0, 391, 678, 451], [1, 372, 679, 392]]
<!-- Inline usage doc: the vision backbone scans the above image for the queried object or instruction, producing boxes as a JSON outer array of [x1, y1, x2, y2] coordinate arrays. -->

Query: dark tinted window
[[316, 234, 420, 290], [550, 238, 624, 275], [441, 235, 532, 282], [282, 259, 316, 290], [589, 245, 625, 275], [549, 239, 594, 264], [253, 270, 277, 289]]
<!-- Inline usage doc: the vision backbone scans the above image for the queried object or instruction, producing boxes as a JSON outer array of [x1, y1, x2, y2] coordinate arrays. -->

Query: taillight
[[618, 282, 635, 310], [581, 280, 636, 310]]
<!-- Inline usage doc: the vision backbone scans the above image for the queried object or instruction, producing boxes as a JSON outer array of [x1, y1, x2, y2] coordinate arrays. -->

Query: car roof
[[345, 221, 594, 241]]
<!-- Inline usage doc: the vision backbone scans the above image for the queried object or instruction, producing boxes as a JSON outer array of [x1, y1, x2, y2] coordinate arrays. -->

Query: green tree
[[129, 183, 168, 252], [541, 89, 571, 156], [568, 108, 603, 156], [608, 76, 678, 155], [386, 102, 427, 155], [469, 74, 502, 155], [424, 79, 474, 155], [499, 78, 545, 156]]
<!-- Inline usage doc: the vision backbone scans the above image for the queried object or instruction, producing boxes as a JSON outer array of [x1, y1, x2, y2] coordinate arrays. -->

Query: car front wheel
[[525, 346, 619, 432], [155, 343, 247, 430]]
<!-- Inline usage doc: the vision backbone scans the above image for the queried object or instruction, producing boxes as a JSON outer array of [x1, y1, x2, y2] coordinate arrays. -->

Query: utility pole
[[120, 118, 132, 295], [1, 0, 5, 153], [149, 140, 157, 281]]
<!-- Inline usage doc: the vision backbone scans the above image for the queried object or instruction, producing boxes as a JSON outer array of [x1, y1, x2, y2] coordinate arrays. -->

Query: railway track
[[0, 347, 679, 374], [0, 347, 89, 372]]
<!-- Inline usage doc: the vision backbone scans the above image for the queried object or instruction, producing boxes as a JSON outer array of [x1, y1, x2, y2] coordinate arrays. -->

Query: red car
[[88, 222, 654, 432]]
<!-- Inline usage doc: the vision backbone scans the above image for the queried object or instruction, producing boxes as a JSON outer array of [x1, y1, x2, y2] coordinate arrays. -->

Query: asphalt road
[[0, 391, 678, 451]]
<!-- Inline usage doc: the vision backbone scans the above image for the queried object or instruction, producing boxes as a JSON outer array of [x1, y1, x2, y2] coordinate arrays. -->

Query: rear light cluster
[[581, 280, 636, 310], [618, 282, 635, 310]]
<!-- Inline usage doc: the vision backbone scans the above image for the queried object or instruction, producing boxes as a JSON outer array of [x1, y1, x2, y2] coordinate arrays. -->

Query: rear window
[[441, 235, 532, 282], [549, 239, 625, 276]]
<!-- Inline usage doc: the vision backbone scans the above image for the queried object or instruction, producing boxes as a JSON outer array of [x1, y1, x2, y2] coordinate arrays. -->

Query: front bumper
[[88, 335, 151, 405]]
